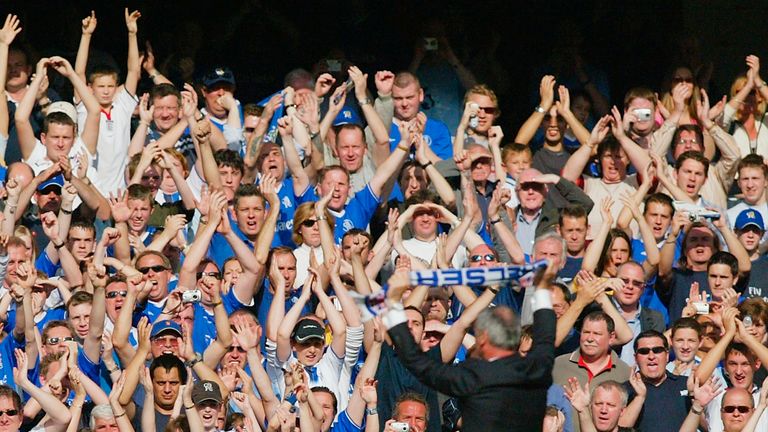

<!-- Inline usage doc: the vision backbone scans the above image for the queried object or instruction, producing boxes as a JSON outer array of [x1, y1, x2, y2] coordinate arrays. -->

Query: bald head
[[7, 162, 34, 189], [518, 168, 544, 184]]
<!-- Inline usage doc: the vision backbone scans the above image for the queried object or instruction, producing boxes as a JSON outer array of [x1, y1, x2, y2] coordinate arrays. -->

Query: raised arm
[[562, 116, 610, 182], [310, 269, 346, 358], [557, 85, 591, 146], [73, 11, 96, 102], [15, 58, 47, 160], [581, 197, 613, 273], [349, 67, 390, 167], [84, 262, 108, 364], [440, 287, 496, 362], [49, 56, 100, 154], [651, 84, 689, 156], [712, 213, 751, 278], [253, 175, 280, 277], [275, 277, 313, 363], [123, 9, 141, 95], [0, 15, 21, 140], [278, 112, 310, 195], [14, 349, 72, 425], [618, 192, 660, 274], [514, 75, 554, 145], [487, 187, 525, 264], [696, 307, 738, 383]]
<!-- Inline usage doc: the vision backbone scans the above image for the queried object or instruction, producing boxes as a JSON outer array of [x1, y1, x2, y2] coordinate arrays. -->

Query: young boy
[[501, 143, 532, 210], [74, 9, 141, 196]]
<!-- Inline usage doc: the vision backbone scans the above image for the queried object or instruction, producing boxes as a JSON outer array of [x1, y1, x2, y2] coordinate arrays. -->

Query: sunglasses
[[722, 405, 752, 414], [470, 254, 497, 263], [197, 271, 222, 280], [619, 277, 645, 289], [244, 127, 256, 133], [673, 77, 694, 84], [46, 337, 75, 345], [106, 290, 128, 299], [519, 182, 545, 191], [477, 106, 497, 115], [228, 346, 246, 353], [38, 186, 62, 195], [0, 409, 18, 417], [636, 346, 666, 355], [301, 219, 318, 228], [141, 175, 161, 181], [138, 265, 169, 274]]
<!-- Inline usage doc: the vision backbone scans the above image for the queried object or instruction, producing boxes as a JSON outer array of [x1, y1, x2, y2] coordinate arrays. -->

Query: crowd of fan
[[1, 7, 768, 432]]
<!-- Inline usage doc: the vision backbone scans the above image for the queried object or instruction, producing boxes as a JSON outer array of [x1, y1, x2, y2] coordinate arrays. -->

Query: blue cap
[[150, 320, 182, 339], [37, 174, 65, 192], [735, 209, 765, 231], [201, 66, 235, 88], [333, 106, 362, 127]]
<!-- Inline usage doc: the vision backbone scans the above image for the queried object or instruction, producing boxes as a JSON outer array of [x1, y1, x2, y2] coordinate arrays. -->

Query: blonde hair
[[292, 202, 334, 245], [13, 225, 37, 261], [730, 75, 766, 118]]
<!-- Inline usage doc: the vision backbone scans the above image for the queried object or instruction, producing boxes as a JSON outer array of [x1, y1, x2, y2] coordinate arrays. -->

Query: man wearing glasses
[[618, 330, 690, 430], [612, 262, 665, 366]]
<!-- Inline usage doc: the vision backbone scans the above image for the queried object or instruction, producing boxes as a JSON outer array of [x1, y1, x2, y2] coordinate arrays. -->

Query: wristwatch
[[184, 353, 202, 368], [534, 106, 546, 114], [366, 407, 378, 416], [358, 97, 372, 106]]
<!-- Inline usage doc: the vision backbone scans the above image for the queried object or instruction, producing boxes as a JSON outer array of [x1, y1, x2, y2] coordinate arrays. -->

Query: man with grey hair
[[565, 379, 631, 432], [381, 263, 557, 432], [90, 404, 118, 431]]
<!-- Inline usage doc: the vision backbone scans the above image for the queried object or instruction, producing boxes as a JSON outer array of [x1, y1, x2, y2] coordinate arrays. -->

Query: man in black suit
[[381, 268, 557, 432]]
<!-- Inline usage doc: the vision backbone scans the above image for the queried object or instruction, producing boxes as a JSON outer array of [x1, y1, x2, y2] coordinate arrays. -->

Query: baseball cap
[[37, 174, 64, 193], [468, 147, 493, 163], [47, 101, 78, 123], [333, 107, 362, 127], [202, 67, 235, 88], [150, 320, 182, 339], [192, 380, 223, 405], [291, 318, 325, 343], [735, 209, 765, 231]]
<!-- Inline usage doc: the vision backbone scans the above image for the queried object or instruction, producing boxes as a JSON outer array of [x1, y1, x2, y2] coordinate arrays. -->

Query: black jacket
[[389, 308, 556, 432]]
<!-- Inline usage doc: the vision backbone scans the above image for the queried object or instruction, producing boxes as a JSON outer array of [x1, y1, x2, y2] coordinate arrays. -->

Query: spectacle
[[619, 277, 645, 289], [106, 290, 128, 299], [46, 337, 75, 345], [228, 346, 247, 353], [477, 106, 497, 115], [152, 336, 180, 346], [142, 175, 161, 181], [635, 346, 667, 355], [673, 77, 694, 84], [197, 271, 222, 280], [301, 219, 319, 228], [470, 254, 497, 263], [676, 138, 699, 146], [244, 127, 256, 133], [519, 182, 545, 191], [38, 186, 62, 195], [0, 410, 18, 417], [722, 405, 752, 414], [138, 265, 169, 274]]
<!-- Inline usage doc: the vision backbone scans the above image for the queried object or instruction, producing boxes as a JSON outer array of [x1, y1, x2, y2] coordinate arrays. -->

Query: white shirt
[[392, 237, 468, 269], [76, 88, 138, 196], [293, 243, 324, 289], [24, 137, 101, 208], [584, 175, 639, 240]]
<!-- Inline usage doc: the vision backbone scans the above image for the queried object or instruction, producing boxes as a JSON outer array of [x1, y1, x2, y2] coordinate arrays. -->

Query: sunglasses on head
[[301, 219, 318, 228], [0, 409, 18, 417], [138, 265, 168, 274], [470, 254, 497, 263], [635, 346, 666, 355], [197, 271, 222, 280], [46, 336, 75, 345], [106, 290, 128, 299], [722, 405, 752, 414], [673, 77, 694, 84]]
